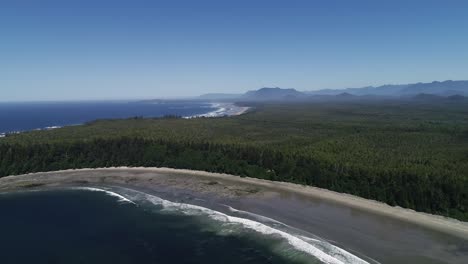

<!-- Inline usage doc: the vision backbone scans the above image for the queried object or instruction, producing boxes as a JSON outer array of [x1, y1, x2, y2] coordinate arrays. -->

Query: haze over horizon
[[2, 0, 468, 101]]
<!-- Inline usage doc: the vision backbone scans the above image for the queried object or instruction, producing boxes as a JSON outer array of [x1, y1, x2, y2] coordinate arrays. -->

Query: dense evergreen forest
[[1, 100, 468, 221]]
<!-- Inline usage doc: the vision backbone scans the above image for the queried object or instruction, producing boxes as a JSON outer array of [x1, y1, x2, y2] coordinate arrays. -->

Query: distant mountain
[[400, 81, 468, 96], [411, 93, 444, 101], [307, 80, 468, 97], [194, 80, 468, 102], [336, 92, 355, 98], [306, 85, 408, 96], [242, 87, 306, 101]]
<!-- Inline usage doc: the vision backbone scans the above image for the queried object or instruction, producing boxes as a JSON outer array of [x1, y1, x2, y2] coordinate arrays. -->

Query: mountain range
[[307, 80, 468, 96], [198, 80, 468, 101]]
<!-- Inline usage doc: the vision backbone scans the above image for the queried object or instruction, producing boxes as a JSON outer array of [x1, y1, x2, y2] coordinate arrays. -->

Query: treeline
[[1, 137, 467, 220]]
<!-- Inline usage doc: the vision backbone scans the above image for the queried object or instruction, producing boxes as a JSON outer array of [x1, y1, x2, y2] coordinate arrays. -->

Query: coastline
[[0, 101, 251, 137], [0, 166, 467, 240], [184, 102, 251, 118]]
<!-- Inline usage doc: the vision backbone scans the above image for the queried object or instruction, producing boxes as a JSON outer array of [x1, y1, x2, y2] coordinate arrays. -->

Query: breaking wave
[[70, 187, 136, 204], [111, 188, 373, 264], [184, 103, 247, 118]]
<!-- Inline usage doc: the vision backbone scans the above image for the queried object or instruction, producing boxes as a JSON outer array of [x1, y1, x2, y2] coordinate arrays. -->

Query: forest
[[1, 100, 467, 221]]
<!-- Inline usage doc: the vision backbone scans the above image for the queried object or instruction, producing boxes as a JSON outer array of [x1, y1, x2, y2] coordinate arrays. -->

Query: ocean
[[0, 188, 327, 264], [0, 100, 227, 134], [0, 100, 369, 264], [1, 100, 466, 264], [1, 184, 466, 264]]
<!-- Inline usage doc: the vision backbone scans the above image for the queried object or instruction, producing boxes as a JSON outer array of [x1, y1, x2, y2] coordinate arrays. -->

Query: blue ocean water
[[0, 189, 306, 264], [0, 101, 217, 134]]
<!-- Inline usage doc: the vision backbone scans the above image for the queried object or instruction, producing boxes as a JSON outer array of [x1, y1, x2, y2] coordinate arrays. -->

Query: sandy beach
[[0, 167, 467, 239], [232, 105, 251, 115], [1, 167, 467, 264], [185, 103, 251, 118]]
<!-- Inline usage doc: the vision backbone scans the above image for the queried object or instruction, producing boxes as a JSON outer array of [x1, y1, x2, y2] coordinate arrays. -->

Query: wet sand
[[1, 167, 467, 263]]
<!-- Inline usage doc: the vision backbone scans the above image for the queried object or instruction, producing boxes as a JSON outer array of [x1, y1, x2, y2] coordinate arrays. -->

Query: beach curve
[[0, 166, 467, 240]]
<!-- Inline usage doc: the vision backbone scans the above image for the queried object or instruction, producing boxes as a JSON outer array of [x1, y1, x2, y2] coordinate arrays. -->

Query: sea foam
[[71, 187, 136, 204], [120, 188, 371, 264], [223, 204, 288, 226], [184, 103, 227, 118]]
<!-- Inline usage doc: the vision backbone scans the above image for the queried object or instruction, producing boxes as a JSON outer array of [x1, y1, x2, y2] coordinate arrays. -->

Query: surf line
[[70, 187, 136, 205], [114, 186, 370, 264]]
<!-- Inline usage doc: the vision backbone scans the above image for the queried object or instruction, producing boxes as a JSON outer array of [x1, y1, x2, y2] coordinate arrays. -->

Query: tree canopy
[[1, 100, 467, 220]]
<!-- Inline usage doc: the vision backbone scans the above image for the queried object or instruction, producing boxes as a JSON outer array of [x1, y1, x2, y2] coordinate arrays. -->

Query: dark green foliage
[[1, 100, 468, 220]]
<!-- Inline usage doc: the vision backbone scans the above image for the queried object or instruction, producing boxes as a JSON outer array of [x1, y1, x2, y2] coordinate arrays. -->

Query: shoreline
[[1, 167, 467, 240], [0, 101, 252, 137], [184, 102, 251, 118]]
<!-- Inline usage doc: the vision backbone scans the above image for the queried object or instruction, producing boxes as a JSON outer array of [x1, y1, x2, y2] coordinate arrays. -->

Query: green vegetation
[[1, 100, 468, 220]]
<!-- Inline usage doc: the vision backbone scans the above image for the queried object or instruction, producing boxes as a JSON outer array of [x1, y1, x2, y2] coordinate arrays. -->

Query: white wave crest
[[184, 103, 249, 118], [299, 236, 378, 264], [71, 187, 136, 204], [215, 204, 371, 264], [223, 204, 288, 226], [45, 126, 62, 130], [125, 190, 370, 264], [184, 103, 227, 118]]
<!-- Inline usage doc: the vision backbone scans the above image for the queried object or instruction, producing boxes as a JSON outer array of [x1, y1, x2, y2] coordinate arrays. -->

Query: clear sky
[[2, 0, 468, 101]]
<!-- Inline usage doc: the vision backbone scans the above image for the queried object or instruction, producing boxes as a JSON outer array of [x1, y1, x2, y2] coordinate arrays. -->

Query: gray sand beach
[[1, 167, 467, 264]]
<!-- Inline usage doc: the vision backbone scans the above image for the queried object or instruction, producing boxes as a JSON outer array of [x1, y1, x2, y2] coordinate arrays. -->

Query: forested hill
[[1, 100, 468, 221]]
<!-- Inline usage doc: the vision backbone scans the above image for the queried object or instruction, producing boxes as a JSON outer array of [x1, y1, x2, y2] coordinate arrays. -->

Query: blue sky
[[1, 0, 468, 101]]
